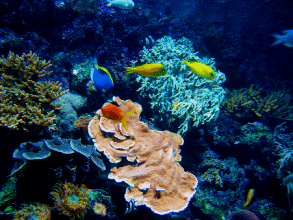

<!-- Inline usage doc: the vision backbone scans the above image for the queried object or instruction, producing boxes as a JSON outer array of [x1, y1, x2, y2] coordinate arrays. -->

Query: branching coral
[[50, 182, 90, 219], [0, 51, 68, 131], [88, 96, 198, 215], [200, 158, 226, 187], [13, 203, 51, 220], [136, 36, 226, 135], [221, 85, 293, 122]]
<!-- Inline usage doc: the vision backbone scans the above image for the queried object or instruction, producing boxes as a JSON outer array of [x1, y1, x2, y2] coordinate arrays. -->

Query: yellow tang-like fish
[[183, 60, 215, 80], [125, 63, 166, 78], [243, 188, 255, 208]]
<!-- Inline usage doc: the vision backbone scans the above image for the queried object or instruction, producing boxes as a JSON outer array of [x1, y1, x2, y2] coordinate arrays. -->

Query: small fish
[[183, 60, 215, 80], [173, 102, 178, 111], [125, 63, 166, 77], [243, 188, 255, 208], [90, 64, 114, 93], [101, 104, 137, 132], [107, 0, 135, 9], [139, 35, 156, 46], [271, 30, 293, 47]]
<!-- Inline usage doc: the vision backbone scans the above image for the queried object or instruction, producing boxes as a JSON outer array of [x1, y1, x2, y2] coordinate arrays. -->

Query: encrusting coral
[[0, 51, 68, 131], [50, 182, 90, 219], [136, 36, 226, 135], [88, 96, 198, 215]]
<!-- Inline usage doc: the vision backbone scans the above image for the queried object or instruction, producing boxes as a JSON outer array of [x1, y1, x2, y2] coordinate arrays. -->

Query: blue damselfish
[[90, 64, 114, 93]]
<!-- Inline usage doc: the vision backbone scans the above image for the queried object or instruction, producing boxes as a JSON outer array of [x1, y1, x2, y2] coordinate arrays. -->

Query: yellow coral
[[221, 85, 293, 121], [0, 51, 69, 131]]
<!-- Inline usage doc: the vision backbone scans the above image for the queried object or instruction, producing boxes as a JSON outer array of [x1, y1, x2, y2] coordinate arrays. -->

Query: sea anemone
[[50, 182, 90, 219], [13, 203, 51, 220], [227, 210, 260, 220]]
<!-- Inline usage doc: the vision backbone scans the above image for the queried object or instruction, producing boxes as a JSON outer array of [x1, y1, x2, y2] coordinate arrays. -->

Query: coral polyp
[[13, 203, 51, 220], [50, 182, 90, 219]]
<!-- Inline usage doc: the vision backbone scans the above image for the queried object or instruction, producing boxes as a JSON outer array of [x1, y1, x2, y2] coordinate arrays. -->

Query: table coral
[[0, 51, 68, 131], [88, 96, 198, 215], [136, 36, 226, 135]]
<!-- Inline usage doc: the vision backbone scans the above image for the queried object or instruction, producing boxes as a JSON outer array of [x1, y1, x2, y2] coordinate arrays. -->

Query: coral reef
[[13, 203, 51, 220], [52, 92, 87, 131], [0, 51, 68, 131], [136, 36, 226, 135], [221, 85, 293, 122], [51, 182, 90, 219], [88, 96, 198, 215]]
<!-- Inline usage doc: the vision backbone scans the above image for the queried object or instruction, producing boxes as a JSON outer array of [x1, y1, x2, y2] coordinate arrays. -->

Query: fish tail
[[182, 60, 189, 65], [121, 110, 137, 132], [271, 34, 283, 46], [125, 67, 134, 74]]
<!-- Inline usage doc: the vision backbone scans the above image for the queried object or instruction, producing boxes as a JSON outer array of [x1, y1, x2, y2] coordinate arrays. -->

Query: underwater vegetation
[[13, 203, 51, 220], [221, 85, 293, 123], [136, 36, 226, 135], [0, 51, 68, 131]]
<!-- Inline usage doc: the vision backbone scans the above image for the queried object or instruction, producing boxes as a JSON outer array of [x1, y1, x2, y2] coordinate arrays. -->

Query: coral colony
[[88, 97, 198, 214], [136, 36, 226, 135]]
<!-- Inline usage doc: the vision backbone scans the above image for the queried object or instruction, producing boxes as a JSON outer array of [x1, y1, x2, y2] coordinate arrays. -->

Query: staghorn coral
[[88, 96, 198, 215], [50, 182, 90, 219], [136, 36, 226, 135], [0, 51, 68, 131], [221, 85, 293, 122], [13, 203, 51, 220]]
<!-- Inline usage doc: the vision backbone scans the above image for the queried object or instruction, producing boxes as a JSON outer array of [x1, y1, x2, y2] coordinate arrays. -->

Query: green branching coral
[[136, 36, 226, 135], [0, 51, 68, 131]]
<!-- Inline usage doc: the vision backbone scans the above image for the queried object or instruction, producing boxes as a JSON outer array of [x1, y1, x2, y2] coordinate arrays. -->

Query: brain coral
[[136, 36, 226, 135]]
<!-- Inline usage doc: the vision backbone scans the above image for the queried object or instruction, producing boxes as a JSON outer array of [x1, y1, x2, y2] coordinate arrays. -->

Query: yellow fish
[[183, 60, 215, 80], [125, 63, 166, 77], [243, 188, 255, 208], [173, 102, 178, 111]]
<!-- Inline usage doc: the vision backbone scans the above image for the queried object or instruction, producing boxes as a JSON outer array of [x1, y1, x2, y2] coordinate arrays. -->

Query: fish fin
[[100, 67, 114, 85], [282, 30, 293, 35], [283, 42, 293, 47], [125, 67, 134, 74], [121, 110, 137, 132], [95, 64, 114, 85]]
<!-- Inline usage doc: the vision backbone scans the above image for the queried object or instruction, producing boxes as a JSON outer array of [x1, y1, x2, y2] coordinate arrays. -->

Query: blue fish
[[90, 64, 114, 93], [271, 30, 293, 47]]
